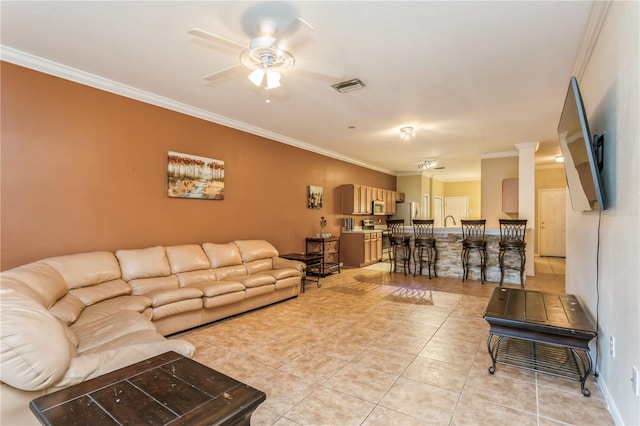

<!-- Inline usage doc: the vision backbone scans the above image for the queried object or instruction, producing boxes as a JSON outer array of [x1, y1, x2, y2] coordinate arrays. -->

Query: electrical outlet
[[610, 336, 615, 358], [632, 366, 639, 397]]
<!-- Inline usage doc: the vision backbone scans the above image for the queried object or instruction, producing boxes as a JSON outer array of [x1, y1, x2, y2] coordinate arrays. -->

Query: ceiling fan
[[188, 19, 313, 91]]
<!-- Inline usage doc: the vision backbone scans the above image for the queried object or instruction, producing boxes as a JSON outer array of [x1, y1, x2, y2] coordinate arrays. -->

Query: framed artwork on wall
[[308, 185, 323, 209], [167, 151, 224, 200]]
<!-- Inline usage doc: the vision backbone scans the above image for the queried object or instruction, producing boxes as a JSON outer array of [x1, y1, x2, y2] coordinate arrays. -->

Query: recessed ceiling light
[[400, 127, 415, 140]]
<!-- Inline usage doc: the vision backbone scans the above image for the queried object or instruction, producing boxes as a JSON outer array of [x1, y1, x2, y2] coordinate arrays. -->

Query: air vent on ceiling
[[331, 78, 366, 93]]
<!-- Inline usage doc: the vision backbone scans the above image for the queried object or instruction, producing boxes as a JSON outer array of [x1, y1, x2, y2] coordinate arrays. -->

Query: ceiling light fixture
[[400, 127, 415, 140], [247, 53, 282, 90], [418, 159, 437, 170], [555, 155, 565, 163]]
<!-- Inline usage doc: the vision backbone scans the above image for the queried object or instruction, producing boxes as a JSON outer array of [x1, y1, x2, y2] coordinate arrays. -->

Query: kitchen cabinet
[[340, 231, 382, 267], [340, 184, 397, 215], [502, 178, 519, 213]]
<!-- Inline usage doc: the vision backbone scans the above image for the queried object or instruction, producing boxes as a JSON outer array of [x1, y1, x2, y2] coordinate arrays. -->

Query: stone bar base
[[407, 229, 526, 285]]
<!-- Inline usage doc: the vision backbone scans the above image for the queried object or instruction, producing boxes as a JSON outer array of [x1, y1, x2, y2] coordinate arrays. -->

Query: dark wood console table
[[305, 237, 341, 277], [30, 351, 266, 425], [483, 287, 597, 396]]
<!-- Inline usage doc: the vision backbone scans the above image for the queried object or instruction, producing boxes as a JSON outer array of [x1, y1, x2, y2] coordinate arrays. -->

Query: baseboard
[[597, 375, 624, 425]]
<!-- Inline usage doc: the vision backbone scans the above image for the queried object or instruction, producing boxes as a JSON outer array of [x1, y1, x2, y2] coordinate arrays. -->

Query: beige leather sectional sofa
[[0, 240, 303, 425]]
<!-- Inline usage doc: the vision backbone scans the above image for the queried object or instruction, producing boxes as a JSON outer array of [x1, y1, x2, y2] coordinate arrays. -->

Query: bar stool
[[413, 219, 437, 278], [498, 219, 527, 287], [386, 219, 412, 275], [460, 219, 487, 283]]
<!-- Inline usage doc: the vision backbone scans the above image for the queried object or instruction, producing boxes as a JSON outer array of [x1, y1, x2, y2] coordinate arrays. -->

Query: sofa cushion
[[245, 285, 276, 298], [1, 262, 68, 308], [203, 292, 246, 309], [190, 281, 245, 297], [244, 258, 274, 274], [234, 240, 279, 263], [69, 279, 131, 306], [214, 265, 247, 281], [128, 275, 178, 295], [176, 269, 217, 287], [165, 244, 211, 274], [0, 289, 72, 391], [237, 274, 276, 289], [151, 299, 203, 320], [55, 334, 195, 388], [43, 252, 121, 290], [115, 246, 171, 281], [71, 296, 153, 329], [71, 311, 157, 353], [145, 288, 203, 307], [202, 243, 242, 268], [49, 293, 85, 324]]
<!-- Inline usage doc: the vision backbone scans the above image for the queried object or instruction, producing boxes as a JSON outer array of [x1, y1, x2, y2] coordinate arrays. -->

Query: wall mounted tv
[[557, 76, 606, 211]]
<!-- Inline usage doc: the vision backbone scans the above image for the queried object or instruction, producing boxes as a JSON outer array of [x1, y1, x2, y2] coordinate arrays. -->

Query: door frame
[[423, 194, 430, 220], [433, 196, 444, 227]]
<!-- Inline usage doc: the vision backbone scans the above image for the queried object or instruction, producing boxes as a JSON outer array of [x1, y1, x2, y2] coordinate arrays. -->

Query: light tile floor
[[175, 264, 613, 425], [534, 256, 566, 276]]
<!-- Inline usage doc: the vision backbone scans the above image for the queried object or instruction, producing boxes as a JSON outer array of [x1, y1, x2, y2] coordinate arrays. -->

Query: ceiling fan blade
[[278, 17, 315, 39], [274, 17, 315, 51], [203, 64, 244, 81], [295, 61, 344, 81], [188, 28, 246, 50]]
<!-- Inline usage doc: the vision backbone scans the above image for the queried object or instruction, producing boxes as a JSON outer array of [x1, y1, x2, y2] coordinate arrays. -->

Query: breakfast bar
[[400, 227, 526, 284]]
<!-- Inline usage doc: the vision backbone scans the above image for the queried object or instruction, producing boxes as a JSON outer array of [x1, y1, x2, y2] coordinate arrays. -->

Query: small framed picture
[[308, 185, 323, 209]]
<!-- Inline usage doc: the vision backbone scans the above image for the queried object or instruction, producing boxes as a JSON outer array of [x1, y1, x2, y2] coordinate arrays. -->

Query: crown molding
[[0, 46, 395, 176], [479, 150, 518, 159], [516, 141, 540, 151], [572, 1, 611, 81]]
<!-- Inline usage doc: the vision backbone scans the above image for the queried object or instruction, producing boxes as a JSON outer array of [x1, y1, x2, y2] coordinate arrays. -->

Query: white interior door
[[433, 196, 444, 227], [444, 196, 469, 226], [539, 189, 566, 257]]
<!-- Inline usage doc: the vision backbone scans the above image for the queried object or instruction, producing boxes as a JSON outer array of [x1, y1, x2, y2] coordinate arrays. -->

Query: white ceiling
[[0, 1, 594, 180]]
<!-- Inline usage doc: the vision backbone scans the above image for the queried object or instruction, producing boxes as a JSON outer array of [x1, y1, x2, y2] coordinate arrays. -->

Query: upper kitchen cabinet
[[340, 184, 397, 215]]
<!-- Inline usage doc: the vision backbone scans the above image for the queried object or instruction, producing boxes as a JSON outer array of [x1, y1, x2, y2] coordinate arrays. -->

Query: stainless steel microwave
[[372, 200, 386, 215]]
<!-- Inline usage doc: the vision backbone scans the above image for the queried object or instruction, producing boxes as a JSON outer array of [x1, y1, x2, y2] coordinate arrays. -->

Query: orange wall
[[0, 63, 395, 270]]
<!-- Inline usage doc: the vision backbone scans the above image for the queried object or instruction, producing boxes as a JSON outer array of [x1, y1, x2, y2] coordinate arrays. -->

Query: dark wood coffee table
[[483, 287, 597, 396], [30, 351, 266, 425]]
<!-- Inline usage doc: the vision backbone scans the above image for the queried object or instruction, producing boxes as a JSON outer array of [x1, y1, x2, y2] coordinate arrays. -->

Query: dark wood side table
[[483, 287, 597, 396], [30, 351, 266, 425], [280, 252, 324, 292]]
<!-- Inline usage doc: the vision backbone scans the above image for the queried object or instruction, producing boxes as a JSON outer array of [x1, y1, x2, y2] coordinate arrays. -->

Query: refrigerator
[[391, 201, 419, 224]]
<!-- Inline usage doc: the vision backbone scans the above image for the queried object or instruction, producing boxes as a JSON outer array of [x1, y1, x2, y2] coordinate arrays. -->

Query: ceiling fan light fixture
[[400, 127, 415, 140], [266, 70, 281, 89], [248, 68, 265, 86], [418, 159, 437, 170]]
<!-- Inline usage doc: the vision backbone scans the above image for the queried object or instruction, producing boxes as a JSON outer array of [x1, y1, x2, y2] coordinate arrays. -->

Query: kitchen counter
[[380, 226, 524, 285], [341, 227, 386, 234]]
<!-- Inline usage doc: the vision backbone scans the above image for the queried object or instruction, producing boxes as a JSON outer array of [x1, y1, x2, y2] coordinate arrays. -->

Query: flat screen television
[[557, 76, 606, 211]]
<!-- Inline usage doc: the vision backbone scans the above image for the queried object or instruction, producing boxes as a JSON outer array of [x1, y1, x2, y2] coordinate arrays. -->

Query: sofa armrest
[[273, 257, 305, 273]]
